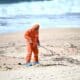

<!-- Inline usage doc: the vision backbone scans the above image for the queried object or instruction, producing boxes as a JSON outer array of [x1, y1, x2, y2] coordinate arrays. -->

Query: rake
[[39, 45, 54, 55]]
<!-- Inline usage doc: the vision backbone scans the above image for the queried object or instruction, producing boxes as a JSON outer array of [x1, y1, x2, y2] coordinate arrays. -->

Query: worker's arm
[[37, 38, 40, 46], [37, 32, 40, 46], [24, 30, 32, 43]]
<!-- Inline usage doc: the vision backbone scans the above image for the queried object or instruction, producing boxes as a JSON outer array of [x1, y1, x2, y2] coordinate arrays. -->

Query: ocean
[[0, 0, 80, 33]]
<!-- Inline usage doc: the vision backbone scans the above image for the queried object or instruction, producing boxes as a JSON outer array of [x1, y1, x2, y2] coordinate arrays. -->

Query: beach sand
[[0, 28, 80, 80]]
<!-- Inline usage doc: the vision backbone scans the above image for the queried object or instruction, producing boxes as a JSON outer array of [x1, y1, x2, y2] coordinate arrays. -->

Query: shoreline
[[0, 27, 80, 34]]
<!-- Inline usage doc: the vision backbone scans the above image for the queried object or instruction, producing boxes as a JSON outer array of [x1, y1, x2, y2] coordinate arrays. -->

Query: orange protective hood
[[32, 24, 40, 31]]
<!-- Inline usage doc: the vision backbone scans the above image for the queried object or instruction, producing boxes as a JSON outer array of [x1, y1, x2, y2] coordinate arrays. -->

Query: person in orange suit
[[24, 24, 40, 66]]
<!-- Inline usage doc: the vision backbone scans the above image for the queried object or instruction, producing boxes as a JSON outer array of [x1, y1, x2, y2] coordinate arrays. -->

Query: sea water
[[0, 0, 80, 33]]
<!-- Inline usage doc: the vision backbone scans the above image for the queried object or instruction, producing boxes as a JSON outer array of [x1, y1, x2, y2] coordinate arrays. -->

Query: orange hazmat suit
[[24, 24, 40, 63]]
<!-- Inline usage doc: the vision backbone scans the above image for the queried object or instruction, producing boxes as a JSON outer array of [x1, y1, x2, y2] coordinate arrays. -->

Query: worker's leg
[[33, 46, 39, 63], [26, 44, 32, 63]]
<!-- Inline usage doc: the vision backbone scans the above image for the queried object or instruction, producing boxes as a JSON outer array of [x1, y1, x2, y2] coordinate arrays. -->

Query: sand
[[0, 28, 80, 80]]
